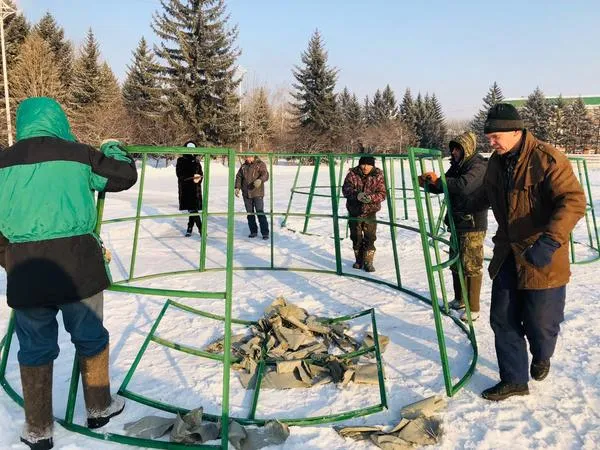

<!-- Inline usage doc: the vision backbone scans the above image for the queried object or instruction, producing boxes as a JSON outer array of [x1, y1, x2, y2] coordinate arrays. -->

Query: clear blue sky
[[18, 0, 600, 119]]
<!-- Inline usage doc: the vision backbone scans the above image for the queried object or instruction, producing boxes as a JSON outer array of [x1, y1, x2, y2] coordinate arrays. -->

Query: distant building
[[505, 95, 600, 111]]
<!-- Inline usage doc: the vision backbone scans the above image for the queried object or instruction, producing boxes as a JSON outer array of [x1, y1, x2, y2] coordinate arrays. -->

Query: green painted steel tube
[[247, 337, 268, 420], [408, 148, 453, 397], [94, 191, 106, 235], [168, 299, 256, 325], [198, 153, 212, 272], [302, 157, 321, 234], [400, 158, 408, 220], [269, 154, 274, 268], [150, 335, 242, 363], [220, 148, 236, 447], [109, 283, 226, 299], [281, 163, 302, 227], [0, 311, 15, 379], [382, 157, 402, 288], [370, 310, 388, 409], [64, 357, 80, 423], [328, 155, 343, 275], [200, 153, 211, 272], [118, 301, 171, 394], [129, 154, 147, 280], [581, 159, 600, 261]]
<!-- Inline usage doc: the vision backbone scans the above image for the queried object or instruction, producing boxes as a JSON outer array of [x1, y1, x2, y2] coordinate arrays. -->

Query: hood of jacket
[[449, 131, 477, 166], [15, 97, 76, 143]]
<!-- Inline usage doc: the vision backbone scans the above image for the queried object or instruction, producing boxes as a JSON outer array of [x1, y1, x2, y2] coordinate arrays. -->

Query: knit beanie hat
[[358, 156, 375, 166], [484, 103, 524, 133]]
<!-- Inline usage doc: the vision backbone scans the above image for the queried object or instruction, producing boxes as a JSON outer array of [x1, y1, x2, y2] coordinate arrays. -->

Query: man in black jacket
[[419, 131, 488, 321]]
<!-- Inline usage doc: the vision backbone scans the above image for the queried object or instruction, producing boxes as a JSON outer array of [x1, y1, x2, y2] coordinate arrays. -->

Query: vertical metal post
[[94, 191, 106, 235], [328, 155, 342, 275], [382, 157, 402, 288], [129, 154, 147, 280], [302, 156, 321, 234], [400, 157, 408, 220], [199, 153, 211, 271], [269, 154, 274, 268], [220, 148, 236, 448]]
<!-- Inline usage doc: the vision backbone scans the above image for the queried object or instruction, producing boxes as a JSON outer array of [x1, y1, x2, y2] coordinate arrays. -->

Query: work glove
[[193, 174, 202, 184], [253, 179, 262, 188], [523, 234, 561, 268], [357, 192, 372, 204], [102, 247, 112, 264], [100, 139, 131, 163], [235, 188, 241, 198], [422, 171, 439, 185]]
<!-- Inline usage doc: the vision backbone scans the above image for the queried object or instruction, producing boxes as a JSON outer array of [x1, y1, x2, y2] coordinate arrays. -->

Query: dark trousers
[[14, 292, 108, 366], [187, 210, 202, 231], [243, 196, 269, 236], [490, 255, 566, 384], [349, 215, 377, 251]]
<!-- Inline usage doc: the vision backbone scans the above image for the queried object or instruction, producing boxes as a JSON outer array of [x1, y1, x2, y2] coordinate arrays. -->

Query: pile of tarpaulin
[[203, 296, 389, 389]]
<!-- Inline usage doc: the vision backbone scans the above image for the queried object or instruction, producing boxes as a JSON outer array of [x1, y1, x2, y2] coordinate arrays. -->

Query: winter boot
[[352, 249, 363, 269], [530, 359, 551, 381], [481, 381, 529, 401], [19, 363, 54, 450], [185, 223, 193, 237], [79, 346, 125, 429], [363, 250, 376, 273], [460, 274, 483, 322], [448, 272, 465, 310]]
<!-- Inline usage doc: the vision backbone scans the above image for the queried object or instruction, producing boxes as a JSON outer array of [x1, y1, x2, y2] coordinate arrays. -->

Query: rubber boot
[[461, 274, 482, 322], [352, 249, 363, 269], [363, 250, 376, 272], [19, 363, 54, 450], [448, 272, 465, 310], [79, 346, 125, 429]]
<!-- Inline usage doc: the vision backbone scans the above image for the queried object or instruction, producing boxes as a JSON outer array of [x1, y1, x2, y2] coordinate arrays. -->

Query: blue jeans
[[14, 292, 109, 366]]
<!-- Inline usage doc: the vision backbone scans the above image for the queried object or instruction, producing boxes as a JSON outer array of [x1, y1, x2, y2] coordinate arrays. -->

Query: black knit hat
[[484, 103, 524, 133], [358, 156, 375, 166]]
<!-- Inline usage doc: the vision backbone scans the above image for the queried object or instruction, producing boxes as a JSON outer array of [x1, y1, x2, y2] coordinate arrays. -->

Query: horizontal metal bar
[[108, 284, 226, 299]]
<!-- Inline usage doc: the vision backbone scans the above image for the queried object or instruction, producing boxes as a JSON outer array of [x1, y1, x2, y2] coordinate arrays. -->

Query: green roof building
[[505, 95, 600, 109]]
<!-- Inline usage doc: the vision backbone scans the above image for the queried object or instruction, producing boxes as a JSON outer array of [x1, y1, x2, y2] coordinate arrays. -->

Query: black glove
[[523, 235, 560, 268]]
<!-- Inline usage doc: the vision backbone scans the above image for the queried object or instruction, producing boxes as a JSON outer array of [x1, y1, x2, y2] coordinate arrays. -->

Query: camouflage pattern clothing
[[451, 231, 486, 277]]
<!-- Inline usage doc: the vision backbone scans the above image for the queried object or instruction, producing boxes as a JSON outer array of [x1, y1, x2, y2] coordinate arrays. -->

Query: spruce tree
[[153, 0, 241, 145], [563, 97, 594, 153], [471, 82, 504, 152], [69, 28, 103, 109], [522, 87, 551, 141], [34, 12, 73, 88], [2, 1, 29, 67], [427, 93, 447, 149], [291, 30, 338, 133], [381, 85, 398, 121], [122, 37, 162, 119], [346, 93, 363, 129], [370, 89, 386, 125], [549, 95, 567, 148], [363, 95, 374, 126]]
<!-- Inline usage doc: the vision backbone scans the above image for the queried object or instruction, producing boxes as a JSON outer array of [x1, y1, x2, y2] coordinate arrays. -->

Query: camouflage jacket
[[342, 166, 387, 217], [235, 158, 269, 199]]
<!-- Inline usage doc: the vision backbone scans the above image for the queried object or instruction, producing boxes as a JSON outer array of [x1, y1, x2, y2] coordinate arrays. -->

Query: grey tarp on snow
[[204, 297, 388, 390]]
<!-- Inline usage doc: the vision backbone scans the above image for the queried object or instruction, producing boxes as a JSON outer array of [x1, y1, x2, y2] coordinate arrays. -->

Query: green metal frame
[[0, 147, 477, 450]]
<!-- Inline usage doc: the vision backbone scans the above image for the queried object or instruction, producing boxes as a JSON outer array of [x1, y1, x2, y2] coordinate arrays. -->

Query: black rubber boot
[[530, 359, 550, 381]]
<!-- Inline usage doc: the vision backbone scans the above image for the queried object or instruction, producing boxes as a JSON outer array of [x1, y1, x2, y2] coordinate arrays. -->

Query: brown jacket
[[235, 158, 269, 199], [467, 130, 585, 289]]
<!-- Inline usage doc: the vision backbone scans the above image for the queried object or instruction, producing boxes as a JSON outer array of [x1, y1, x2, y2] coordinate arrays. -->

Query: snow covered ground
[[0, 158, 599, 449]]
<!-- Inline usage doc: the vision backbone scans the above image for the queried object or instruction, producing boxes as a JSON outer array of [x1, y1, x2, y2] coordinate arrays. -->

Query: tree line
[[1, 0, 597, 155]]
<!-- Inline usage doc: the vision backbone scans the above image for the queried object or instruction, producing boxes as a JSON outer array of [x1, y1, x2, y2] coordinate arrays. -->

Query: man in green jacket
[[0, 97, 138, 449]]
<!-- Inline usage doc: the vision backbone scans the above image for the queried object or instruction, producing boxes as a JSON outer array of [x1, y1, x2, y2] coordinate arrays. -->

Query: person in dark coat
[[342, 156, 387, 272], [235, 155, 270, 239], [419, 131, 488, 322], [462, 104, 586, 401], [176, 141, 203, 237], [0, 97, 137, 449]]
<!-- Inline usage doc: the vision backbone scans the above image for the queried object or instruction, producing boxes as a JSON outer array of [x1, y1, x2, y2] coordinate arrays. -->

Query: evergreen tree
[[153, 0, 241, 145], [122, 37, 162, 119], [471, 81, 504, 152], [563, 97, 594, 153], [381, 85, 398, 121], [346, 93, 363, 129], [1, 1, 29, 68], [370, 89, 386, 124], [242, 86, 274, 150], [427, 93, 447, 149], [363, 95, 374, 126], [548, 95, 567, 148], [69, 28, 103, 109], [291, 30, 338, 133], [522, 87, 551, 141], [9, 32, 65, 102], [34, 12, 73, 88]]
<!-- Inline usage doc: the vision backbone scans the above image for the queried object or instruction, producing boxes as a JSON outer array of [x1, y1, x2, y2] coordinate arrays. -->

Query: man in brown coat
[[464, 104, 586, 401]]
